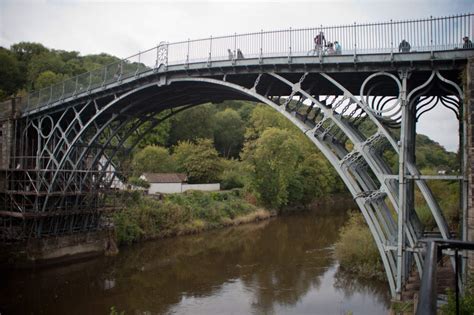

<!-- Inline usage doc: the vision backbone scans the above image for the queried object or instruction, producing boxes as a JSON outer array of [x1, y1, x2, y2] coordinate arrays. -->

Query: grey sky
[[1, 0, 472, 151]]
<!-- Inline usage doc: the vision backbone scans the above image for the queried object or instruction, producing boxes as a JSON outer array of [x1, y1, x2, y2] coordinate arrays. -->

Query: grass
[[334, 211, 386, 280], [112, 189, 272, 245]]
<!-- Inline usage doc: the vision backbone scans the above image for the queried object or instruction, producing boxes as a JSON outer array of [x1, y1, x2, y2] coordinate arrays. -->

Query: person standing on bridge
[[399, 39, 411, 53], [334, 41, 342, 55], [463, 36, 473, 49], [228, 49, 234, 60], [314, 31, 326, 56], [236, 49, 244, 59]]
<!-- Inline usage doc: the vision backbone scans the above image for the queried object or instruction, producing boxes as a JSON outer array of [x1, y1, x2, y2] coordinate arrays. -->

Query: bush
[[441, 290, 474, 315], [335, 211, 385, 280], [112, 190, 259, 245], [128, 176, 150, 188]]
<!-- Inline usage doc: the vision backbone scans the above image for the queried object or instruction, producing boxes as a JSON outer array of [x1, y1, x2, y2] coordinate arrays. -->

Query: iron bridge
[[1, 14, 474, 299]]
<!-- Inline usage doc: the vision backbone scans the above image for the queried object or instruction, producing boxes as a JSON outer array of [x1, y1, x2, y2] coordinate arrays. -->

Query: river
[[0, 200, 391, 315]]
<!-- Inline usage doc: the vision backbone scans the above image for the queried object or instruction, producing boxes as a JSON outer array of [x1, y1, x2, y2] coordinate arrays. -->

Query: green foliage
[[109, 306, 125, 315], [440, 290, 474, 315], [295, 153, 335, 204], [416, 134, 458, 171], [0, 48, 23, 99], [131, 119, 171, 149], [213, 108, 245, 157], [128, 176, 150, 188], [113, 190, 259, 245], [28, 52, 66, 88], [172, 139, 222, 183], [34, 70, 64, 89], [415, 180, 460, 229], [132, 145, 175, 176], [246, 128, 301, 209], [219, 158, 247, 190], [244, 105, 291, 141], [10, 42, 49, 67], [335, 211, 385, 280], [168, 105, 216, 145]]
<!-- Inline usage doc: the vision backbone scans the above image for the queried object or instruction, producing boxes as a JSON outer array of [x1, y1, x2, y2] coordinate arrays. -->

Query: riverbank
[[112, 189, 276, 245]]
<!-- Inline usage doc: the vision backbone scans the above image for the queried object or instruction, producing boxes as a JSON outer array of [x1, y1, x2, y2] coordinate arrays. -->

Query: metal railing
[[416, 239, 474, 315], [26, 13, 474, 113]]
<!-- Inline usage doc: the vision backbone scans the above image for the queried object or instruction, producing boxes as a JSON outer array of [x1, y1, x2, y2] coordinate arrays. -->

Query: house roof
[[141, 173, 187, 183]]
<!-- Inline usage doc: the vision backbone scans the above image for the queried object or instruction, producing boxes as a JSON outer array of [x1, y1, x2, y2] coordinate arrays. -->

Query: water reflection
[[0, 199, 390, 315]]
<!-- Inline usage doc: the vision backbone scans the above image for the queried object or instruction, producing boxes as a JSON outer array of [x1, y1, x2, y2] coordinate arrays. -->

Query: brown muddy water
[[0, 200, 391, 315]]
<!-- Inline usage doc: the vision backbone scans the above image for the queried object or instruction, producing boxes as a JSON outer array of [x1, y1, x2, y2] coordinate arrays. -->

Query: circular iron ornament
[[359, 72, 402, 119], [39, 115, 55, 138], [157, 42, 168, 67]]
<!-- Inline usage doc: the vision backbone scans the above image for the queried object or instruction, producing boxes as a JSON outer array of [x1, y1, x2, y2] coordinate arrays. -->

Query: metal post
[[461, 68, 469, 289], [233, 32, 237, 61], [208, 35, 212, 65], [288, 27, 292, 61], [455, 249, 460, 315], [102, 66, 107, 87], [353, 22, 357, 57], [186, 39, 190, 65], [137, 51, 141, 76], [165, 43, 169, 67], [60, 80, 65, 100], [390, 20, 394, 53], [74, 76, 79, 95], [155, 44, 159, 69], [397, 70, 409, 299], [430, 16, 433, 52], [87, 71, 92, 91], [259, 29, 263, 62]]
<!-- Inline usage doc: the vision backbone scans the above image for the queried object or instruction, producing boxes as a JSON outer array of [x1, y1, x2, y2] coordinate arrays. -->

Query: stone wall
[[0, 97, 21, 171]]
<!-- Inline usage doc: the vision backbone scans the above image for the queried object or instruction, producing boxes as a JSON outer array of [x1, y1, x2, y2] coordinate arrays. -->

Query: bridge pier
[[0, 98, 119, 267], [0, 229, 116, 268]]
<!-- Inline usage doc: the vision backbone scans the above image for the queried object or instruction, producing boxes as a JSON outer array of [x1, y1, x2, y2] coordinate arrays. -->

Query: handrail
[[25, 13, 474, 114], [416, 239, 474, 315]]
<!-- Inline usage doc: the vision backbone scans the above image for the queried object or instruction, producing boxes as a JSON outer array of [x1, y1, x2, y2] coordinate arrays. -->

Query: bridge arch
[[18, 68, 464, 299]]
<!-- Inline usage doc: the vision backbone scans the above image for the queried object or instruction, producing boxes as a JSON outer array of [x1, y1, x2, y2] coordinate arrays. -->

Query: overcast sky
[[1, 0, 472, 151]]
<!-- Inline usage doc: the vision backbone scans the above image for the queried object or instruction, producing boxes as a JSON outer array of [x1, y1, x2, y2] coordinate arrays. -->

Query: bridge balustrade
[[24, 14, 474, 114]]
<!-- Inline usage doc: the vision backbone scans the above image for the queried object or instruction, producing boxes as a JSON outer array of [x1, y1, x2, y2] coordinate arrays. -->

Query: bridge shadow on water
[[0, 199, 391, 315]]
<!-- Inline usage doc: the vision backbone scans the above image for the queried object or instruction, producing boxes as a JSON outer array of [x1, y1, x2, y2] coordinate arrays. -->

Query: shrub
[[112, 190, 259, 245], [335, 211, 385, 280]]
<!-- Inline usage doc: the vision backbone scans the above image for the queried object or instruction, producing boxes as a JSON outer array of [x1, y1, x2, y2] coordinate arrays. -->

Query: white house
[[139, 173, 221, 194], [140, 173, 188, 194]]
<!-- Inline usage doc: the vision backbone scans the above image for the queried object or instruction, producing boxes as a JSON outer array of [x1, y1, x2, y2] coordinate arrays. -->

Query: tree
[[293, 153, 335, 204], [245, 128, 302, 209], [128, 118, 171, 149], [213, 108, 245, 157], [10, 42, 49, 65], [27, 52, 65, 88], [132, 145, 175, 176], [172, 139, 222, 183], [34, 71, 64, 89], [0, 48, 23, 99], [167, 105, 216, 145], [244, 105, 290, 141]]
